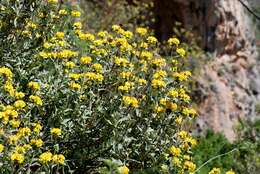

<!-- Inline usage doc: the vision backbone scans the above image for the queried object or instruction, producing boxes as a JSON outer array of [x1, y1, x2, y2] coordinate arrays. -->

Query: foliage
[[0, 0, 201, 173], [79, 0, 155, 32], [193, 131, 235, 174], [193, 120, 260, 174], [234, 119, 260, 174]]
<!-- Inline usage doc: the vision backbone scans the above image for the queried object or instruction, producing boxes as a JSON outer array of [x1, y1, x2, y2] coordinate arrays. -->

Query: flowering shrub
[[0, 0, 236, 174]]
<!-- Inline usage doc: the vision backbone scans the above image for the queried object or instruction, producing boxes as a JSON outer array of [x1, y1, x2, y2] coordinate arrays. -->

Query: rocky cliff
[[152, 0, 259, 140]]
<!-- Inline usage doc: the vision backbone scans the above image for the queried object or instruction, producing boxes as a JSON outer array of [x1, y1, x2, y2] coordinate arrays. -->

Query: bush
[[0, 0, 199, 173], [193, 120, 260, 174], [193, 131, 235, 174]]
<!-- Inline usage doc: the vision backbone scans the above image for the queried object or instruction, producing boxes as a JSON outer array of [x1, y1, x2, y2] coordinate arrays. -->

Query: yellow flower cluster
[[164, 130, 198, 173], [39, 152, 65, 165], [173, 71, 191, 81], [122, 96, 139, 108], [0, 68, 65, 167], [38, 49, 78, 59], [167, 37, 186, 57], [50, 128, 62, 136], [0, 67, 13, 80]]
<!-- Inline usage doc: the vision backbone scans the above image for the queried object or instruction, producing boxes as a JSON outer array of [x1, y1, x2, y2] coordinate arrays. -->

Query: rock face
[[151, 0, 259, 140]]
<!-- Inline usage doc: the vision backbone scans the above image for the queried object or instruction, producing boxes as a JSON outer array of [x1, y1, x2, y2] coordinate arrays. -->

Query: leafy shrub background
[[193, 120, 260, 174]]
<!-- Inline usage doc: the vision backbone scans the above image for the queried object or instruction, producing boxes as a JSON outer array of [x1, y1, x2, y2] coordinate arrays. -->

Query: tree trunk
[[152, 0, 259, 140]]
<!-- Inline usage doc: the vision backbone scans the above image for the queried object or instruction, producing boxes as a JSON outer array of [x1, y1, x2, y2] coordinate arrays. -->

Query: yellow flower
[[14, 100, 26, 109], [0, 144, 4, 153], [23, 144, 32, 151], [80, 56, 92, 64], [166, 101, 177, 111], [10, 120, 20, 128], [176, 48, 186, 57], [56, 32, 65, 39], [50, 128, 62, 136], [184, 161, 196, 172], [73, 22, 82, 29], [39, 152, 52, 163], [147, 36, 158, 44], [118, 85, 129, 93], [58, 40, 66, 47], [30, 139, 43, 148], [182, 108, 197, 118], [120, 71, 132, 79], [92, 63, 102, 72], [118, 166, 129, 174], [173, 71, 191, 81], [56, 49, 78, 59], [69, 82, 81, 90], [4, 81, 15, 96], [208, 168, 221, 174], [84, 72, 104, 82], [140, 51, 153, 60], [175, 117, 183, 125], [112, 25, 121, 31], [43, 42, 52, 49], [14, 146, 26, 153], [138, 78, 147, 85], [29, 95, 43, 106], [114, 57, 129, 67], [122, 31, 133, 39], [151, 79, 166, 88], [123, 96, 139, 108], [52, 154, 65, 165], [159, 98, 167, 106], [167, 89, 178, 98], [153, 70, 167, 79], [178, 131, 188, 139], [185, 136, 197, 147], [169, 145, 181, 156], [11, 152, 24, 164], [83, 33, 95, 41], [32, 123, 42, 133], [69, 73, 81, 80], [0, 67, 13, 79], [97, 31, 108, 38], [58, 9, 67, 15], [151, 58, 166, 67], [28, 81, 40, 90], [15, 92, 25, 99], [136, 27, 147, 36], [71, 10, 81, 17], [155, 106, 165, 113], [140, 42, 148, 49], [17, 127, 31, 137], [65, 61, 75, 69], [168, 37, 180, 46]]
